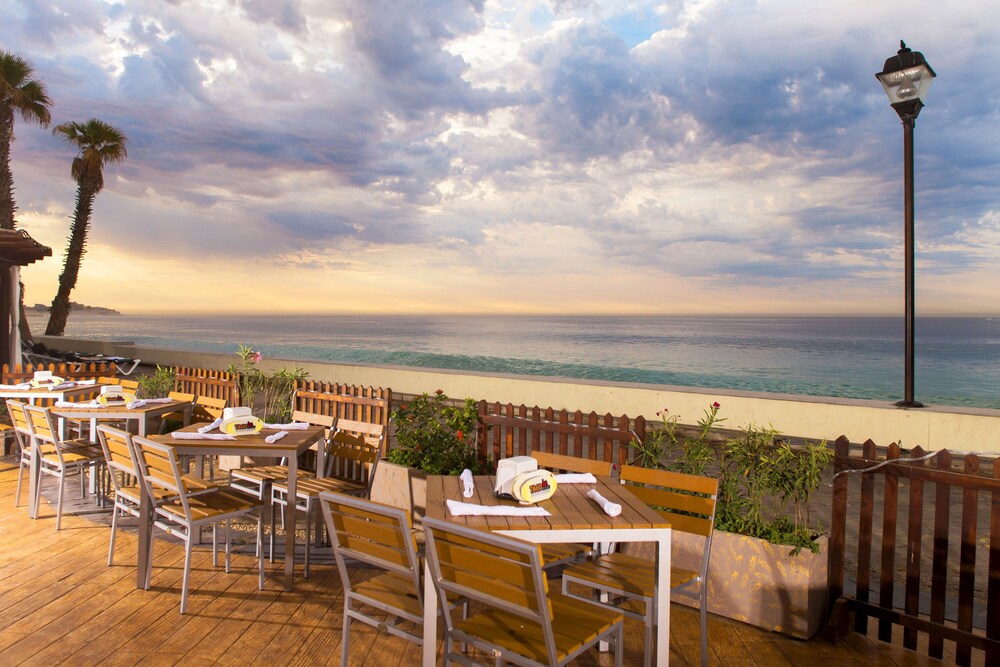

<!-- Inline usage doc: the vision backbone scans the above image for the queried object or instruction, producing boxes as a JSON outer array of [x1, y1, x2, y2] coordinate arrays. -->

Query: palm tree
[[45, 119, 127, 336], [1, 51, 52, 229]]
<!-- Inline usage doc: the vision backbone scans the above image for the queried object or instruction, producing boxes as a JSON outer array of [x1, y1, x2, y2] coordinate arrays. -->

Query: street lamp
[[876, 40, 935, 408]]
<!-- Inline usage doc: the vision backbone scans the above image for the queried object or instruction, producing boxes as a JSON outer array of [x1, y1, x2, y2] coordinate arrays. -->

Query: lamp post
[[876, 41, 935, 408]]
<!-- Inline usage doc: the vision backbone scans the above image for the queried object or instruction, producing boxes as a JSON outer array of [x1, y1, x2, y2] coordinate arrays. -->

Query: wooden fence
[[293, 381, 392, 431], [475, 401, 645, 467], [2, 361, 118, 383], [828, 436, 1000, 665], [173, 367, 239, 405]]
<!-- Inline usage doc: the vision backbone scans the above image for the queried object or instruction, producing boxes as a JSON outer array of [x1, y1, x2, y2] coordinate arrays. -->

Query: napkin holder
[[98, 384, 134, 405], [495, 456, 557, 505], [30, 370, 64, 388], [220, 406, 263, 436]]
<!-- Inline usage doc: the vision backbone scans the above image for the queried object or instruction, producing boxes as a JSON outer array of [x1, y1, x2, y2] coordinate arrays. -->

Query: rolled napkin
[[586, 489, 622, 517], [0, 383, 32, 390], [265, 430, 289, 443], [126, 399, 147, 409], [171, 431, 235, 441], [261, 421, 311, 430], [198, 418, 223, 433], [54, 399, 102, 408], [459, 469, 475, 498], [77, 379, 97, 385], [47, 382, 76, 391], [554, 472, 597, 484], [446, 499, 551, 517]]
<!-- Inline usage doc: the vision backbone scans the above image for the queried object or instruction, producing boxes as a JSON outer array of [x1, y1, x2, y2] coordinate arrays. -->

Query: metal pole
[[897, 116, 922, 408]]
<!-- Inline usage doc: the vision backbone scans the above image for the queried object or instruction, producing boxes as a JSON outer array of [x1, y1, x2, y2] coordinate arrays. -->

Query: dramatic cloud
[[2, 0, 998, 314]]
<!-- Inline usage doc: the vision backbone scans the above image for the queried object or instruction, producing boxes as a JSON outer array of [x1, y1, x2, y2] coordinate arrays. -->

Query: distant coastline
[[28, 302, 120, 315]]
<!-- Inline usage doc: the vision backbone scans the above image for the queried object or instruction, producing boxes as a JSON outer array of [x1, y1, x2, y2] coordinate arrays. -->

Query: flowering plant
[[227, 344, 307, 421], [632, 401, 724, 475], [387, 390, 481, 475]]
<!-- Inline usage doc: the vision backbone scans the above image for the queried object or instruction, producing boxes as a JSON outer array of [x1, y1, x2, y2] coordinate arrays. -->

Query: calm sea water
[[25, 313, 1000, 410]]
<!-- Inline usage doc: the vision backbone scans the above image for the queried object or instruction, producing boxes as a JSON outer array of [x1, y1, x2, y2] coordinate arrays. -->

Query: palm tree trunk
[[45, 180, 96, 336], [0, 105, 16, 230]]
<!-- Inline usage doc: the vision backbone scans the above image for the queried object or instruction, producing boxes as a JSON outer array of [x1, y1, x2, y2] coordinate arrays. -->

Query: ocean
[[24, 313, 1000, 410]]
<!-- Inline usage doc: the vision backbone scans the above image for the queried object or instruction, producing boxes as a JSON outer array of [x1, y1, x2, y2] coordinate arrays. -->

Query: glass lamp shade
[[877, 63, 935, 104], [876, 41, 936, 106]]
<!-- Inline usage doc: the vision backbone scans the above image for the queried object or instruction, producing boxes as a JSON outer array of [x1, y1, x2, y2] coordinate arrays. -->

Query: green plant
[[631, 402, 723, 476], [136, 365, 175, 398], [228, 344, 265, 409], [387, 390, 481, 475], [715, 423, 831, 555], [260, 366, 308, 422]]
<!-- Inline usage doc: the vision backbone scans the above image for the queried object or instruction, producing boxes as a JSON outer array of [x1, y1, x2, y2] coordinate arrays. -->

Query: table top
[[149, 422, 326, 455], [425, 474, 669, 532], [0, 384, 98, 398], [51, 398, 190, 417]]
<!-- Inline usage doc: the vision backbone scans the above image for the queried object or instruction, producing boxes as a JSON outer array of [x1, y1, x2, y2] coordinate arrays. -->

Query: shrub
[[137, 365, 175, 398], [387, 390, 481, 475]]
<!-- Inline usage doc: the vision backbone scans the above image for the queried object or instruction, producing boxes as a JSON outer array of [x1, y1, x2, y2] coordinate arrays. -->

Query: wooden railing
[[293, 381, 392, 431], [475, 401, 645, 467], [2, 361, 118, 383], [173, 367, 240, 406], [828, 436, 1000, 665]]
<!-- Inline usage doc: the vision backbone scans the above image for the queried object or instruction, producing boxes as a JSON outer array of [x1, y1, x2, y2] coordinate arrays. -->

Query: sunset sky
[[4, 0, 999, 315]]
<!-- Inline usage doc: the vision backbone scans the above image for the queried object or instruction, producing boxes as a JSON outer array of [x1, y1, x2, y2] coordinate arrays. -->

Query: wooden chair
[[131, 435, 264, 614], [319, 491, 460, 667], [270, 419, 384, 577], [229, 411, 333, 558], [21, 404, 106, 530], [561, 466, 719, 667], [192, 395, 227, 423], [7, 399, 33, 508], [155, 391, 196, 434], [95, 425, 145, 565], [531, 450, 614, 569], [422, 515, 625, 667]]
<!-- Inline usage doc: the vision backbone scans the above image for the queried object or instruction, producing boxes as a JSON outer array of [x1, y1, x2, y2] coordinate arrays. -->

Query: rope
[[832, 447, 994, 480]]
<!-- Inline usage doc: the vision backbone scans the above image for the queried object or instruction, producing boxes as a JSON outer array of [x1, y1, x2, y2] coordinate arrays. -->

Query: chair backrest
[[97, 376, 120, 385], [119, 379, 140, 392], [422, 516, 556, 661], [319, 491, 421, 598], [290, 409, 335, 431], [21, 404, 65, 462], [618, 465, 718, 538], [96, 425, 139, 478], [131, 436, 191, 515], [168, 391, 195, 403], [193, 395, 227, 422], [6, 399, 30, 455], [324, 419, 384, 486], [531, 450, 613, 477]]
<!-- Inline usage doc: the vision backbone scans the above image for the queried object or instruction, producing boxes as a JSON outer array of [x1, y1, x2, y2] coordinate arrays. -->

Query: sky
[[3, 0, 999, 316]]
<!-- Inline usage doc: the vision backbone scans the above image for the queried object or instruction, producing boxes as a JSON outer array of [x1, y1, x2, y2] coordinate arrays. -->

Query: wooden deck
[[0, 456, 954, 666]]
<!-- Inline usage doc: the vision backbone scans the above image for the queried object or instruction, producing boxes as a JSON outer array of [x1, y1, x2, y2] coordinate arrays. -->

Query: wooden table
[[422, 474, 672, 666], [142, 423, 327, 592], [0, 383, 98, 404], [26, 398, 193, 519]]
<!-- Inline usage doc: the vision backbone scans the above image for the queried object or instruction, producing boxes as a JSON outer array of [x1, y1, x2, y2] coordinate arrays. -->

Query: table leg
[[656, 530, 671, 666], [284, 455, 297, 591], [422, 559, 437, 666]]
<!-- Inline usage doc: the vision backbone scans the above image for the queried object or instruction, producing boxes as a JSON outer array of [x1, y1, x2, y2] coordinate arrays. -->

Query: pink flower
[[435, 389, 445, 395], [251, 350, 262, 364], [712, 401, 721, 409]]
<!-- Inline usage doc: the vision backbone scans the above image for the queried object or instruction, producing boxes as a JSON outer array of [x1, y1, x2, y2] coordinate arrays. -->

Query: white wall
[[39, 335, 1000, 453]]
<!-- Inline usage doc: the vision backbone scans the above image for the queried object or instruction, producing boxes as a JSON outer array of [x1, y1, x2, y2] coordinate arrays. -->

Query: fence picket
[[877, 442, 901, 642], [903, 445, 925, 649], [957, 455, 979, 666]]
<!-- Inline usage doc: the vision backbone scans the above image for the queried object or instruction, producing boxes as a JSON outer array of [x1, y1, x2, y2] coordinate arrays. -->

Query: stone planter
[[370, 460, 428, 526], [626, 530, 828, 639]]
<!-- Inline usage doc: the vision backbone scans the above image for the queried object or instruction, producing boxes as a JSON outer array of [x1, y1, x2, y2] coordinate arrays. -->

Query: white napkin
[[126, 399, 147, 409], [77, 379, 97, 385], [265, 430, 288, 443], [262, 421, 310, 430], [0, 383, 32, 390], [446, 499, 551, 517], [171, 431, 235, 441], [554, 472, 597, 484], [198, 418, 223, 433], [54, 399, 102, 408], [47, 382, 76, 390], [459, 469, 475, 498], [586, 489, 622, 517]]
